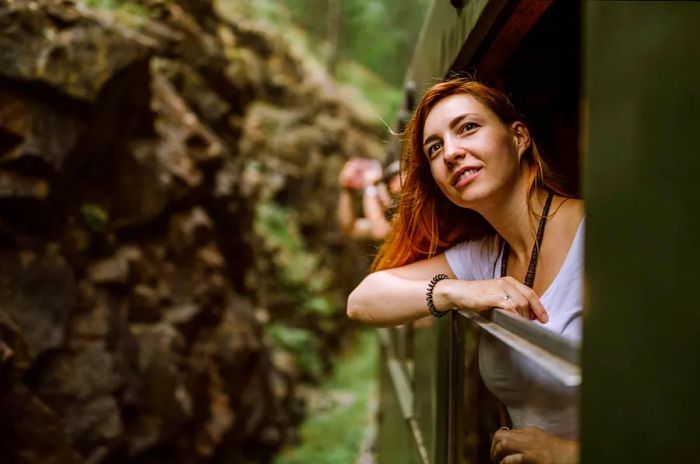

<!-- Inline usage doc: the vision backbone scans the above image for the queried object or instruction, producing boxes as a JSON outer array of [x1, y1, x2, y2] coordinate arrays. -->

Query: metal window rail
[[378, 308, 581, 464], [457, 308, 581, 386], [377, 328, 432, 464], [444, 308, 582, 464]]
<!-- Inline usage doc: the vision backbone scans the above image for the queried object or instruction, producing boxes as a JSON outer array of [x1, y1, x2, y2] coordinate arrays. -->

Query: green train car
[[375, 1, 700, 463]]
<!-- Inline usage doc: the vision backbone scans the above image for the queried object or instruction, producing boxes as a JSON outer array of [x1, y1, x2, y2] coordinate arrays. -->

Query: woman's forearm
[[347, 271, 457, 326], [347, 269, 549, 325], [362, 188, 391, 240], [337, 189, 355, 233]]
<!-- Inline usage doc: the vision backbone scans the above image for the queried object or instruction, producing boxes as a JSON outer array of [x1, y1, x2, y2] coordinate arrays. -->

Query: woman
[[347, 79, 583, 464], [337, 158, 401, 241]]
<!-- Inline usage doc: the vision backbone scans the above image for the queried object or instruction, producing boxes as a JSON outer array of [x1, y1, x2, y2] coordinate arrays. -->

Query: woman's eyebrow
[[423, 133, 440, 148], [448, 112, 479, 130], [423, 112, 479, 146]]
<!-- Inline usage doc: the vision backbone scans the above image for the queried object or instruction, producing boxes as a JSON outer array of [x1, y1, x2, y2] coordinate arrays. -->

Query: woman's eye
[[427, 143, 442, 157], [460, 122, 478, 133]]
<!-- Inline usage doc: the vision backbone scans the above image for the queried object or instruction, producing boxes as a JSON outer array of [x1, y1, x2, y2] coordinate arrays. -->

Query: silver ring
[[503, 295, 511, 301]]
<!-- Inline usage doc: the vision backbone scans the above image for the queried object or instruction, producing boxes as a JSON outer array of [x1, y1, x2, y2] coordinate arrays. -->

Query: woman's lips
[[453, 167, 481, 188]]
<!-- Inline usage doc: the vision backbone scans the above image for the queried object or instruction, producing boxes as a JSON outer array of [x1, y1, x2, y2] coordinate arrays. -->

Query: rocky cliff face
[[0, 0, 383, 462]]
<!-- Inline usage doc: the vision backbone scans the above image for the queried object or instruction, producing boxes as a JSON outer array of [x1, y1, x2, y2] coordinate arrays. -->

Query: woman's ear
[[511, 122, 531, 159]]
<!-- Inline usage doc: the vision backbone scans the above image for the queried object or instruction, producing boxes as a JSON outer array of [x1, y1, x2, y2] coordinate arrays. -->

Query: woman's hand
[[339, 159, 382, 190], [441, 277, 548, 323], [339, 159, 362, 190], [491, 427, 579, 464], [361, 159, 383, 187]]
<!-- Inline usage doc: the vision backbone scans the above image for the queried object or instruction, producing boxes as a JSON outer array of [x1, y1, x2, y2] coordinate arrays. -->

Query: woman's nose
[[443, 136, 465, 164]]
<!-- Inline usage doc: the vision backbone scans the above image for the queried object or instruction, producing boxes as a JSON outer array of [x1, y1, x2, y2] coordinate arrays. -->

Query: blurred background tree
[[229, 0, 430, 129]]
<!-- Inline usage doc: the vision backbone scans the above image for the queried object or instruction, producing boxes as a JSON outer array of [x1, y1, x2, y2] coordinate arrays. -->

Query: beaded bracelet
[[426, 273, 449, 318]]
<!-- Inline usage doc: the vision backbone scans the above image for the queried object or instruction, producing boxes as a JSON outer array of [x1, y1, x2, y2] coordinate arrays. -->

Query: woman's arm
[[376, 182, 393, 209], [337, 160, 360, 234], [346, 254, 455, 326], [336, 187, 356, 234], [361, 185, 391, 240], [347, 254, 548, 327]]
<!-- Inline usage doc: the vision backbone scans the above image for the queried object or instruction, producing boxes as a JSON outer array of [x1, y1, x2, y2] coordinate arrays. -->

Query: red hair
[[372, 79, 569, 271]]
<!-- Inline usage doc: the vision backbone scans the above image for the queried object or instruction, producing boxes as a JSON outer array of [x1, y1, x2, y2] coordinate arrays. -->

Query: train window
[[454, 2, 583, 461], [376, 1, 583, 463], [376, 1, 699, 462], [476, 0, 582, 196]]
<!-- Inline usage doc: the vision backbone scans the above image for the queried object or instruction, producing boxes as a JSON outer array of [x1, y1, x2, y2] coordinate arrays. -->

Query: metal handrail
[[457, 308, 581, 387], [377, 307, 581, 464], [377, 328, 432, 464]]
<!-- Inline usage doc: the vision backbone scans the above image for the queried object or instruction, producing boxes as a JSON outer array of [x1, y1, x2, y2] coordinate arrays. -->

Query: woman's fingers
[[493, 278, 536, 320], [339, 162, 358, 186], [503, 277, 549, 323], [491, 429, 517, 460], [498, 289, 530, 319], [453, 279, 548, 324], [500, 454, 525, 464], [492, 426, 578, 464], [492, 429, 534, 462], [490, 429, 501, 460], [363, 161, 383, 185]]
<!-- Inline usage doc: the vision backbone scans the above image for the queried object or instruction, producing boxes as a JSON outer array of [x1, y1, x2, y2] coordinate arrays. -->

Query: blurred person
[[347, 79, 583, 464], [337, 158, 401, 241]]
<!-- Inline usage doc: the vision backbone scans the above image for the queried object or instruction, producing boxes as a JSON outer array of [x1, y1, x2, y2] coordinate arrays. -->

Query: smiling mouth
[[452, 167, 481, 187]]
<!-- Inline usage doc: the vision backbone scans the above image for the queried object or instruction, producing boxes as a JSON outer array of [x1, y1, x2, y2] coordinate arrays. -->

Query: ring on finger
[[503, 294, 511, 301]]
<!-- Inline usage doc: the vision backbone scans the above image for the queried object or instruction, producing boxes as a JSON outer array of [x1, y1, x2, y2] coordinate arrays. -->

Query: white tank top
[[444, 219, 584, 439]]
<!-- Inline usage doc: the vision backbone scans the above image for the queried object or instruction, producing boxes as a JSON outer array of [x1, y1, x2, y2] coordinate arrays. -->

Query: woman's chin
[[449, 188, 489, 209]]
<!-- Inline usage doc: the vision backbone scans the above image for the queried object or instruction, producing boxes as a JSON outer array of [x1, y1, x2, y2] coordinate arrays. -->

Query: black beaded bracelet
[[426, 273, 449, 318]]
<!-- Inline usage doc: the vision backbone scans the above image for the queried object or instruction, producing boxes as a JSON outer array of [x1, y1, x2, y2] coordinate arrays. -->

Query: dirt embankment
[[0, 0, 384, 462]]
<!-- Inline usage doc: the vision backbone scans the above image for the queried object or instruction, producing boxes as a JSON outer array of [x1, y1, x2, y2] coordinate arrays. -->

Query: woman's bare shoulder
[[556, 197, 585, 228], [551, 199, 585, 256]]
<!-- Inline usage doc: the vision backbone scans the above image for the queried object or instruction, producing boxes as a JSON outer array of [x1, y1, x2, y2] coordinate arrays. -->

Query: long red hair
[[372, 79, 569, 271]]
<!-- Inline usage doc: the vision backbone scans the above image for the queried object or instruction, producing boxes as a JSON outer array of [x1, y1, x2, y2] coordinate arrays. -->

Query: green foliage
[[279, 0, 431, 86], [336, 60, 403, 128], [267, 324, 325, 380], [83, 0, 162, 27], [274, 330, 378, 464], [228, 0, 429, 131], [254, 201, 340, 380], [81, 203, 108, 233], [85, 0, 150, 14], [85, 0, 119, 9], [254, 201, 334, 317]]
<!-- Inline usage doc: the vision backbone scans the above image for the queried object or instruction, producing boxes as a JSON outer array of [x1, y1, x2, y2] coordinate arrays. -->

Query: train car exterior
[[375, 1, 700, 463]]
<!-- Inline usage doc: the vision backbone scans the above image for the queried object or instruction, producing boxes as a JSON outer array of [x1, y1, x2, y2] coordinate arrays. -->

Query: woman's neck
[[477, 184, 550, 264]]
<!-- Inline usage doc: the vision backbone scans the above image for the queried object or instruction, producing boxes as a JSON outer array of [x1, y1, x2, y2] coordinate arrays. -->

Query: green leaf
[[81, 203, 109, 233]]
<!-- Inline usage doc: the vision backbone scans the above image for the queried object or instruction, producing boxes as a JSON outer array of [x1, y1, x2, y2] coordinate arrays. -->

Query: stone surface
[[0, 0, 153, 102], [0, 248, 76, 358], [0, 87, 86, 172], [0, 0, 382, 462]]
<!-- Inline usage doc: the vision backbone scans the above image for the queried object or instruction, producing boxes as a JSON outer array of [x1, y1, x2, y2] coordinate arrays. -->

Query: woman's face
[[421, 94, 528, 210]]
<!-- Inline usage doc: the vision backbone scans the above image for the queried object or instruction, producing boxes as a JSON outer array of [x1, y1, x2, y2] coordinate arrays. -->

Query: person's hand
[[360, 159, 382, 187], [491, 427, 579, 464], [443, 277, 548, 323], [339, 159, 363, 190]]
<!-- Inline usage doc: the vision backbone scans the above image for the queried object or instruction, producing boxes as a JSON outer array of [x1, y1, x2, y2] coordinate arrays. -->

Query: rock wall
[[0, 0, 384, 462]]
